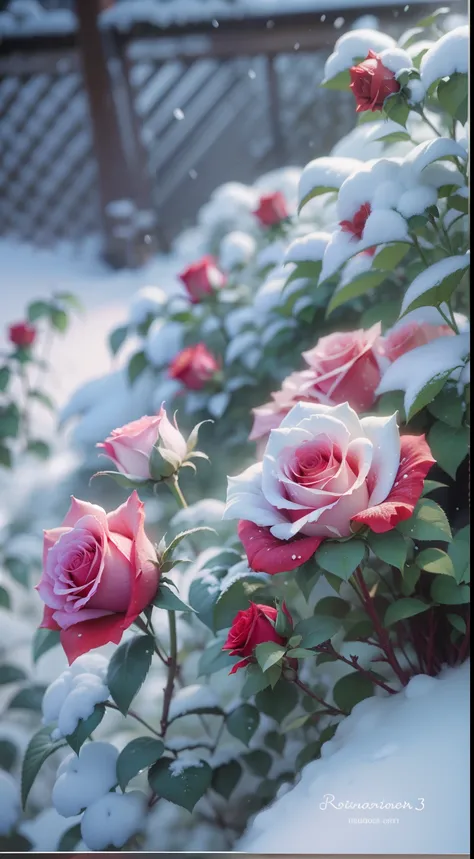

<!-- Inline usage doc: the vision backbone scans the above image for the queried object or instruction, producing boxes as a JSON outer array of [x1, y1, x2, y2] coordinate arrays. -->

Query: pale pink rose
[[224, 402, 434, 575], [97, 406, 187, 479], [37, 492, 159, 664], [381, 322, 453, 363]]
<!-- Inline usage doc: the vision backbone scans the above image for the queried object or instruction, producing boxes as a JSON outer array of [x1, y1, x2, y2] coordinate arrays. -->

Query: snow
[[81, 790, 147, 851], [168, 684, 219, 720], [298, 157, 361, 208], [378, 47, 412, 75], [284, 232, 332, 264], [0, 770, 20, 836], [323, 29, 397, 82], [18, 808, 82, 852], [400, 254, 470, 316], [420, 26, 469, 89], [0, 1, 76, 35], [239, 661, 470, 854], [376, 333, 471, 415], [219, 231, 256, 271], [145, 319, 184, 368], [52, 742, 118, 818], [320, 210, 410, 282], [169, 757, 204, 777], [42, 654, 109, 739], [128, 286, 168, 327]]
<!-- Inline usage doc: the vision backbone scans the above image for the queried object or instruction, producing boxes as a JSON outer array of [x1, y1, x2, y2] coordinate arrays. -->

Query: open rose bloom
[[349, 50, 400, 112], [224, 402, 434, 575], [37, 492, 159, 663], [222, 603, 292, 674]]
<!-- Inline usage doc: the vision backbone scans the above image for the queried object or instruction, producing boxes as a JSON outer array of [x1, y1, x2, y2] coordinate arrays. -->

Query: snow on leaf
[[298, 158, 361, 212], [320, 212, 410, 283], [405, 137, 467, 176], [400, 254, 470, 316], [420, 26, 469, 89], [168, 684, 219, 721], [323, 29, 396, 82], [284, 232, 332, 264]]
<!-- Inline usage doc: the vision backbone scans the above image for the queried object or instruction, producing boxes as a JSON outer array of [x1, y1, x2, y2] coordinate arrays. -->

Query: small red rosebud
[[168, 343, 219, 391], [179, 256, 226, 304], [8, 321, 36, 348], [254, 191, 289, 227], [223, 602, 293, 674], [340, 202, 372, 241], [349, 50, 400, 113]]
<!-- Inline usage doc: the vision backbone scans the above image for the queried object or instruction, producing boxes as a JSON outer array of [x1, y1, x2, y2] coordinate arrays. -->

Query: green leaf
[[211, 760, 242, 799], [163, 526, 216, 560], [27, 439, 51, 459], [21, 725, 66, 808], [284, 260, 322, 287], [32, 628, 60, 664], [213, 575, 268, 631], [375, 242, 411, 271], [293, 615, 340, 648], [0, 403, 20, 439], [148, 757, 212, 812], [57, 823, 82, 852], [50, 308, 69, 332], [109, 325, 129, 356], [243, 749, 272, 777], [4, 555, 30, 587], [286, 647, 316, 659], [368, 531, 408, 571], [447, 192, 468, 214], [402, 264, 469, 317], [0, 664, 27, 684], [333, 672, 374, 713], [107, 635, 154, 715], [437, 73, 468, 125], [416, 6, 449, 26], [397, 499, 452, 542], [401, 562, 421, 597], [295, 740, 324, 770], [66, 703, 106, 753], [407, 369, 454, 421], [314, 596, 350, 619], [431, 577, 470, 605], [198, 638, 235, 676], [9, 685, 46, 711], [383, 92, 410, 127], [153, 585, 195, 613], [27, 300, 51, 322], [128, 350, 148, 385], [448, 528, 470, 584], [92, 470, 151, 489], [316, 539, 366, 580], [416, 547, 455, 577], [0, 584, 11, 608], [54, 291, 83, 312], [0, 834, 32, 851], [295, 563, 320, 601], [428, 422, 469, 480], [255, 641, 286, 673], [255, 679, 299, 723], [384, 597, 430, 626], [0, 366, 10, 392], [327, 270, 387, 315], [320, 68, 351, 90], [447, 613, 467, 635], [29, 389, 55, 411], [116, 737, 164, 790], [0, 443, 12, 468], [379, 131, 412, 146], [226, 704, 259, 746], [421, 479, 448, 497], [0, 738, 17, 772], [265, 730, 285, 754]]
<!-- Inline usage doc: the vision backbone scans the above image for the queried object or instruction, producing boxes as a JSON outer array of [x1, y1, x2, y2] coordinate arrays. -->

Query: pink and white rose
[[97, 407, 187, 479], [380, 321, 453, 363], [37, 492, 159, 663], [225, 402, 434, 575]]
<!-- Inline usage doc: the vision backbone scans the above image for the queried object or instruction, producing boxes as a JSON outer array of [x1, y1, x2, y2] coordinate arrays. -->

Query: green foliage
[[397, 499, 452, 542], [0, 738, 17, 772], [107, 635, 154, 715], [431, 577, 470, 605], [21, 725, 66, 808], [255, 680, 299, 724], [316, 539, 366, 580], [384, 598, 430, 627], [332, 672, 374, 713], [428, 421, 469, 480], [148, 757, 212, 812], [211, 760, 242, 799], [32, 628, 60, 664], [116, 738, 165, 790], [66, 704, 106, 754], [57, 824, 82, 852], [416, 548, 455, 577], [127, 350, 148, 385], [226, 704, 260, 746], [293, 615, 340, 648], [153, 585, 195, 613], [368, 531, 408, 572], [109, 325, 129, 355], [437, 73, 468, 125], [213, 574, 268, 630]]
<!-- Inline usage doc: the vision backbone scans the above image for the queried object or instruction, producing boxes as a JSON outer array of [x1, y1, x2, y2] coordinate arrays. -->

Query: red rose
[[254, 191, 289, 227], [8, 321, 36, 348], [340, 202, 372, 240], [179, 256, 226, 303], [223, 602, 292, 673], [168, 343, 219, 390], [349, 50, 400, 113]]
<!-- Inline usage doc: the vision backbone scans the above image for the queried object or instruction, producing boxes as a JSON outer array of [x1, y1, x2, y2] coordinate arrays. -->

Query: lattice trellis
[[0, 52, 101, 245]]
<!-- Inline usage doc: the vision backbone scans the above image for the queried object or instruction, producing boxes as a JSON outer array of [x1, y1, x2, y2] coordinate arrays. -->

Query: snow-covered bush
[[4, 6, 470, 853]]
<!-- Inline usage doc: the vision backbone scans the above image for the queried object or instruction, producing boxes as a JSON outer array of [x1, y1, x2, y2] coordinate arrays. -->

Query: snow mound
[[0, 770, 20, 835], [42, 653, 109, 739], [81, 790, 147, 850], [323, 29, 397, 81], [168, 684, 219, 720], [420, 26, 469, 89], [52, 742, 118, 818], [239, 661, 470, 853]]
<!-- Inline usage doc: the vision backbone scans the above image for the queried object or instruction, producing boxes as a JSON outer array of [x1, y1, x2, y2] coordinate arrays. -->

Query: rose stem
[[355, 567, 409, 686], [320, 644, 398, 695], [293, 677, 347, 717], [160, 610, 179, 737], [166, 474, 188, 508], [105, 701, 162, 739], [457, 612, 470, 664]]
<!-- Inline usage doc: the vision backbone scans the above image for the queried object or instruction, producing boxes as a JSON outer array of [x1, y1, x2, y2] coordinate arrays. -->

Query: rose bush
[[37, 492, 159, 663], [223, 602, 292, 673]]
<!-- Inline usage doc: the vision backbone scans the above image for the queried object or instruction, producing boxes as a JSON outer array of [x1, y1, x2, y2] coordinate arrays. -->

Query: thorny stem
[[355, 567, 409, 686], [321, 644, 398, 695], [293, 677, 347, 717], [105, 701, 162, 739], [160, 610, 178, 737]]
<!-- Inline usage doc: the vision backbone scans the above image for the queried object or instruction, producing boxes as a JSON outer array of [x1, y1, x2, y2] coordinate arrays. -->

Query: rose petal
[[60, 614, 129, 664], [351, 434, 435, 533], [238, 520, 321, 574], [361, 413, 401, 506], [62, 498, 109, 531]]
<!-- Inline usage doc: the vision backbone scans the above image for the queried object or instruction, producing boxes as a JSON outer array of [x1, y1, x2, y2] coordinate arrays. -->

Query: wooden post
[[75, 0, 142, 267]]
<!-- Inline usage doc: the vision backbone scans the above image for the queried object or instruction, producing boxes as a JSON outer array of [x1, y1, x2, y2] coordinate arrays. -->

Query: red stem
[[355, 568, 409, 686], [293, 677, 347, 717], [457, 612, 470, 664]]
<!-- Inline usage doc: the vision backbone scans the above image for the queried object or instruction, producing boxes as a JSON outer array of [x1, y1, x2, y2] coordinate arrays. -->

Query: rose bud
[[349, 50, 400, 113], [97, 405, 187, 481], [8, 321, 36, 348], [254, 191, 289, 227], [36, 492, 159, 663], [223, 602, 293, 674], [168, 343, 219, 391], [179, 256, 226, 303]]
